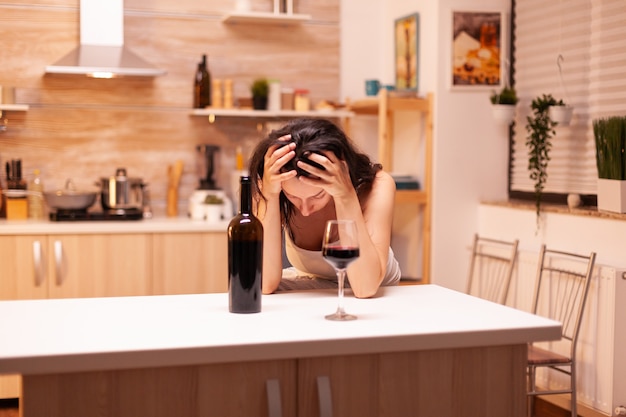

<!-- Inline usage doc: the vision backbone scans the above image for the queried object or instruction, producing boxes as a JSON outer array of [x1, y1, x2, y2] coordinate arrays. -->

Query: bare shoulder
[[362, 170, 395, 212], [372, 170, 397, 195]]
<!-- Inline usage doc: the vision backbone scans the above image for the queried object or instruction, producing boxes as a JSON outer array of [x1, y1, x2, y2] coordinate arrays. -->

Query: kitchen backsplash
[[0, 0, 340, 216]]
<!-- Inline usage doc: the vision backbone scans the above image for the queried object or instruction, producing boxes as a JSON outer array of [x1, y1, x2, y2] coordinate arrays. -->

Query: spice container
[[268, 79, 281, 111], [294, 89, 310, 111], [281, 88, 294, 110], [224, 79, 234, 109], [5, 191, 28, 220], [212, 79, 223, 108], [27, 169, 45, 219]]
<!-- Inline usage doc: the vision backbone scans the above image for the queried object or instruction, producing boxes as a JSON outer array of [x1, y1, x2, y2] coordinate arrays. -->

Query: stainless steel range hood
[[45, 0, 166, 78]]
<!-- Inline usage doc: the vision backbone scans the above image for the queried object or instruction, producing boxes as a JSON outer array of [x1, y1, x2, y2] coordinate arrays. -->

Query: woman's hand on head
[[262, 135, 297, 197], [297, 151, 355, 200]]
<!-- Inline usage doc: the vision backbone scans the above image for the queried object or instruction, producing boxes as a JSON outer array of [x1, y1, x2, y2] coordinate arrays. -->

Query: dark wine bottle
[[193, 54, 212, 108], [227, 176, 263, 313]]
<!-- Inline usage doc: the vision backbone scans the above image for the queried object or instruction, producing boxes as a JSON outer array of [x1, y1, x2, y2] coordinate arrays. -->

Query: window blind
[[511, 0, 626, 197]]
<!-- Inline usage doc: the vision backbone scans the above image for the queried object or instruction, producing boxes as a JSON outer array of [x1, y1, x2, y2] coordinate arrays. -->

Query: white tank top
[[284, 231, 401, 285]]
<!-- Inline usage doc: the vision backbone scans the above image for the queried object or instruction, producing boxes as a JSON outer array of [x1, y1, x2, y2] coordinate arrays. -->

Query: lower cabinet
[[20, 346, 528, 417], [152, 232, 228, 295], [22, 360, 298, 417], [0, 233, 152, 300], [298, 354, 378, 417]]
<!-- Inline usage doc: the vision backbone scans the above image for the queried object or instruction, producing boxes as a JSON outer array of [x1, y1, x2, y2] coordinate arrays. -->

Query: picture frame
[[450, 10, 507, 90], [394, 13, 419, 92]]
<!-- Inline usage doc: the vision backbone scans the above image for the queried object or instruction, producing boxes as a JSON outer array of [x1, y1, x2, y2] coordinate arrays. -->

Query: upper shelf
[[190, 108, 353, 119], [0, 104, 29, 111], [349, 95, 430, 115], [222, 11, 311, 25]]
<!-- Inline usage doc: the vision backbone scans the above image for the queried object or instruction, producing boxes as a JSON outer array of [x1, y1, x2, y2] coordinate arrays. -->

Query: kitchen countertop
[[0, 216, 229, 235], [0, 285, 561, 376]]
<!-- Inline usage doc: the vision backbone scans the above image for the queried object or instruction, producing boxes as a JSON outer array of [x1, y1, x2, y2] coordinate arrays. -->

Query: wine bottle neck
[[240, 177, 252, 215]]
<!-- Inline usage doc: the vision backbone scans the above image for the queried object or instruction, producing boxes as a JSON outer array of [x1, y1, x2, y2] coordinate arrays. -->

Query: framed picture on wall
[[450, 10, 507, 90], [394, 13, 419, 92]]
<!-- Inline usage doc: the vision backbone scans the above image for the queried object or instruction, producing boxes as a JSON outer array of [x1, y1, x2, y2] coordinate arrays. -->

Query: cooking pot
[[44, 179, 98, 211], [99, 168, 147, 211]]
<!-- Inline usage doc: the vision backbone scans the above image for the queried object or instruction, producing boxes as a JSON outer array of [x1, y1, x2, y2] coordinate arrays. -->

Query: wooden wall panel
[[0, 0, 340, 216]]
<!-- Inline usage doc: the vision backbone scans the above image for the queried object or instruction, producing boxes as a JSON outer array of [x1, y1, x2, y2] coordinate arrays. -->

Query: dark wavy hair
[[248, 118, 382, 231]]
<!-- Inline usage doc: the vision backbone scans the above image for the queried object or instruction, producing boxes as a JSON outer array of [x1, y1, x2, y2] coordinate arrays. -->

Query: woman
[[248, 118, 401, 298]]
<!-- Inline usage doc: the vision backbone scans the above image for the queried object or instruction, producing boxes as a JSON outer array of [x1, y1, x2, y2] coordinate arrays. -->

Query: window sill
[[481, 199, 626, 222]]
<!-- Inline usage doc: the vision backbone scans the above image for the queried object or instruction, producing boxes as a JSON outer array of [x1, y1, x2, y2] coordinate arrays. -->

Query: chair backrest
[[466, 234, 519, 304], [531, 245, 596, 357]]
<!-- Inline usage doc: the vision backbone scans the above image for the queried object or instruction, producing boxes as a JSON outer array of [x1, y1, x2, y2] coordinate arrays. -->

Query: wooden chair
[[465, 234, 519, 304], [527, 245, 596, 417]]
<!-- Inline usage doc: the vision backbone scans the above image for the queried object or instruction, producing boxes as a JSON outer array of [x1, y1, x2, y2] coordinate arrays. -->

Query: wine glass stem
[[336, 268, 347, 315]]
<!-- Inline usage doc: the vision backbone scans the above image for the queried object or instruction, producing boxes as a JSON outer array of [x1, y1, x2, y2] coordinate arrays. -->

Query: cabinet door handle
[[32, 240, 45, 287], [54, 240, 64, 285], [316, 376, 333, 417], [265, 379, 282, 417]]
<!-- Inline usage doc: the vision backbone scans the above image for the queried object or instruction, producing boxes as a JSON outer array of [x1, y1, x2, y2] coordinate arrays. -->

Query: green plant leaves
[[593, 116, 626, 180], [525, 94, 558, 220]]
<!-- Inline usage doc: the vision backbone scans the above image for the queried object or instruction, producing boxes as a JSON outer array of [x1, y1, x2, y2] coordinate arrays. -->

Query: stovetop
[[49, 208, 144, 222]]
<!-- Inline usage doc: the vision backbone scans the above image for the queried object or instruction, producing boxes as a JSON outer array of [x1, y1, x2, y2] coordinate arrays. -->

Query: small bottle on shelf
[[294, 89, 310, 111], [223, 79, 234, 109], [227, 176, 263, 314], [212, 79, 223, 108], [193, 54, 212, 108], [27, 168, 45, 219], [268, 79, 281, 111]]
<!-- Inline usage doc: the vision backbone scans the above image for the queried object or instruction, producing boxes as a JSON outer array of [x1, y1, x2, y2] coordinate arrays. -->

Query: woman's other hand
[[262, 135, 297, 197], [296, 151, 356, 200]]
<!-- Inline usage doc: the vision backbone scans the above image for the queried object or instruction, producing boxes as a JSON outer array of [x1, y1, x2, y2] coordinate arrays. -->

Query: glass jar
[[294, 89, 310, 111]]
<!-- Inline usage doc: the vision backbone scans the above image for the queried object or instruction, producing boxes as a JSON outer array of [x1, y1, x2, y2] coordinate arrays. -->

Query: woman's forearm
[[333, 193, 386, 298], [256, 197, 284, 294]]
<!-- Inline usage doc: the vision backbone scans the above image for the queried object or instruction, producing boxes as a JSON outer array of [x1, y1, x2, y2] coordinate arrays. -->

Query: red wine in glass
[[322, 220, 359, 321], [322, 246, 360, 270]]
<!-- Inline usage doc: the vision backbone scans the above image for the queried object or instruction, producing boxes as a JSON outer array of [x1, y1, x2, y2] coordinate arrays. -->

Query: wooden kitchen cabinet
[[298, 354, 379, 417], [0, 235, 49, 300], [197, 360, 297, 417], [152, 232, 228, 295], [0, 233, 152, 300], [23, 359, 298, 417], [45, 234, 152, 299], [21, 355, 376, 417], [19, 347, 527, 417]]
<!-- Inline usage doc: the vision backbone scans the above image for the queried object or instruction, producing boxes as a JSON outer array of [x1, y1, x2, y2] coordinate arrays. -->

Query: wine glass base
[[325, 312, 357, 321]]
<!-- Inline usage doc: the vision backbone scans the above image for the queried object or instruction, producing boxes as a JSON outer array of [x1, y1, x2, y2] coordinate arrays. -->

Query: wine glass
[[322, 220, 360, 321]]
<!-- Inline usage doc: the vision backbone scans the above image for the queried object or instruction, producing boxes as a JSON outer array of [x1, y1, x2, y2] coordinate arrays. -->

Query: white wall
[[341, 0, 511, 289], [432, 0, 511, 290], [478, 205, 626, 271], [342, 0, 626, 291]]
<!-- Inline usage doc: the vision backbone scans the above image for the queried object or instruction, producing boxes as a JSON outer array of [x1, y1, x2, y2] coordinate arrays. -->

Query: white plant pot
[[597, 178, 626, 213], [491, 104, 516, 125], [204, 204, 224, 223], [549, 105, 574, 126]]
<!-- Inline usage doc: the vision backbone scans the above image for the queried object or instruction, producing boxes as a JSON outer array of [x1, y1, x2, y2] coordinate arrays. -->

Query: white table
[[0, 285, 561, 417]]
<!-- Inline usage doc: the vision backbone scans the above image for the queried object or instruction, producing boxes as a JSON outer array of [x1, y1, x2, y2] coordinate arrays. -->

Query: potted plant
[[525, 94, 558, 224], [593, 116, 626, 213], [251, 78, 269, 110], [548, 98, 574, 126], [490, 86, 518, 125]]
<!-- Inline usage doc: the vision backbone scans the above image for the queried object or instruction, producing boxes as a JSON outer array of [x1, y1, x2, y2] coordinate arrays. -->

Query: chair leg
[[527, 365, 535, 417], [571, 367, 577, 417]]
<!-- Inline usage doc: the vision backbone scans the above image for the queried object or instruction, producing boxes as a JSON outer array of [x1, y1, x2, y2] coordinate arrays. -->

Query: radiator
[[507, 251, 626, 416]]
